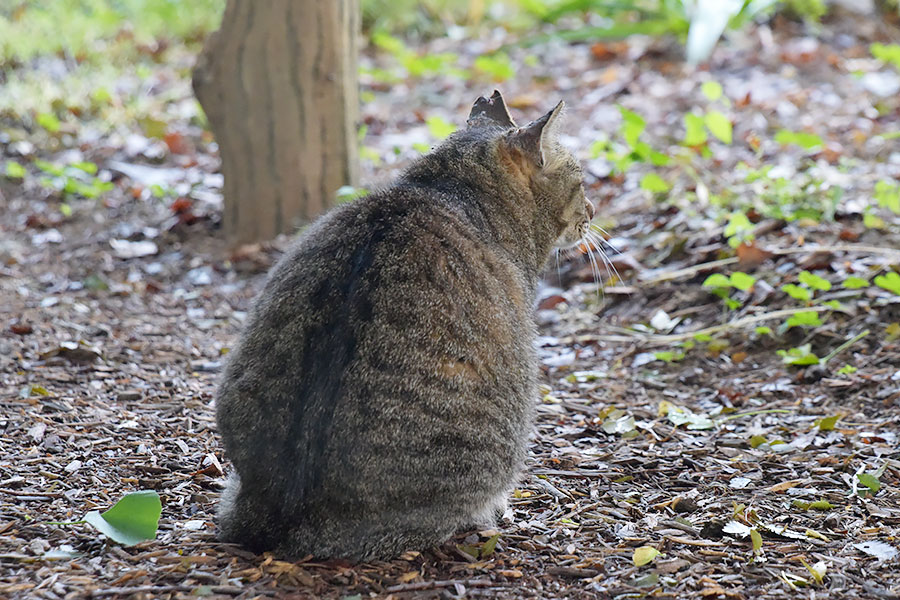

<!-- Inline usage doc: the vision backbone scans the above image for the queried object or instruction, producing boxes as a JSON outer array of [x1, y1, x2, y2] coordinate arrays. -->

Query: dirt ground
[[2, 8, 900, 600]]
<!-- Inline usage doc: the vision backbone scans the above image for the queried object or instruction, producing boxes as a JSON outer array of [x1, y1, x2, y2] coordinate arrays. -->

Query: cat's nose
[[585, 200, 595, 220]]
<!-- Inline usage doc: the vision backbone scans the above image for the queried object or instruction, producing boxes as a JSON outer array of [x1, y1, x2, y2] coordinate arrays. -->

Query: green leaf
[[704, 110, 732, 144], [785, 310, 823, 329], [874, 180, 900, 214], [750, 528, 762, 553], [798, 271, 832, 291], [871, 42, 900, 70], [729, 272, 755, 291], [777, 344, 820, 365], [37, 112, 61, 133], [473, 52, 514, 82], [633, 546, 660, 567], [4, 161, 26, 180], [425, 115, 456, 140], [781, 284, 811, 301], [654, 351, 685, 363], [874, 272, 900, 296], [618, 106, 646, 148], [864, 211, 886, 229], [837, 364, 857, 375], [480, 533, 501, 558], [749, 434, 768, 448], [683, 113, 707, 146], [793, 499, 835, 510], [857, 473, 881, 496], [703, 273, 731, 288], [701, 81, 723, 102], [814, 414, 840, 431], [774, 129, 823, 150], [842, 276, 869, 289], [755, 326, 773, 336], [83, 491, 161, 546], [640, 173, 670, 193]]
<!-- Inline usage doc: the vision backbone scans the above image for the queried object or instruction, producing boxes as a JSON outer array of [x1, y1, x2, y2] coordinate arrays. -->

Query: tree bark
[[193, 0, 359, 244]]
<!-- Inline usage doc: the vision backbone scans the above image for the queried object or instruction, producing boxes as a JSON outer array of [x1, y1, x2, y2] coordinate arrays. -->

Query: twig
[[569, 306, 833, 345], [384, 579, 496, 593], [639, 257, 739, 284], [821, 329, 870, 365], [91, 585, 246, 597]]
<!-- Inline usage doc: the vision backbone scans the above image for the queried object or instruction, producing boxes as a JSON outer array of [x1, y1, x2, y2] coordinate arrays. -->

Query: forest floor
[[2, 7, 900, 600]]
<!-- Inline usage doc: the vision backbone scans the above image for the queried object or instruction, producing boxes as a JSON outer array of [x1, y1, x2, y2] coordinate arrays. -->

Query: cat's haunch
[[215, 91, 593, 560]]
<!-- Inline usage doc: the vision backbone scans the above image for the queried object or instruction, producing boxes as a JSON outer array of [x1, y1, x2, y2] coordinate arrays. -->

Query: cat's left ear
[[504, 101, 564, 169], [467, 90, 517, 129]]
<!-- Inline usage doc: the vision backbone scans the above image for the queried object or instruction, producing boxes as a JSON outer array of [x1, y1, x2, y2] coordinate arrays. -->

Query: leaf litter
[[1, 5, 900, 600]]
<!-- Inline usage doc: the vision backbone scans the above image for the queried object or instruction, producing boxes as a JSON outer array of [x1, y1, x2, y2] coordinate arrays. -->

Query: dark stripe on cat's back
[[284, 213, 392, 506]]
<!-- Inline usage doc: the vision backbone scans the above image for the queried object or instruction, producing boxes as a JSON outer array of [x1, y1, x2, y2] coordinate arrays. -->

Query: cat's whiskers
[[580, 230, 602, 292], [586, 229, 621, 287]]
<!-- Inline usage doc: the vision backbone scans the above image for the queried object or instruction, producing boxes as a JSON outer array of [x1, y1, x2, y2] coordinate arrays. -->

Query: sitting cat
[[215, 91, 594, 561]]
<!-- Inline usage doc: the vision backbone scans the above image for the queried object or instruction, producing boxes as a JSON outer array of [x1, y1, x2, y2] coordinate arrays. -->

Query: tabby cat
[[216, 91, 594, 561]]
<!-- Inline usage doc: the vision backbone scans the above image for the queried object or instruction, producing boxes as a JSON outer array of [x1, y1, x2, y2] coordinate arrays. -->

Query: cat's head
[[466, 90, 594, 249]]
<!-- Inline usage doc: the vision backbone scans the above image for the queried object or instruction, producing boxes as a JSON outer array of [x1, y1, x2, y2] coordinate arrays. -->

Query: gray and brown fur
[[216, 91, 594, 561]]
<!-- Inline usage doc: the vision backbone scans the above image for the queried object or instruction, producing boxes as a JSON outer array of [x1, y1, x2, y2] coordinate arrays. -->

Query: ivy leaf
[[777, 344, 820, 365], [619, 106, 646, 148], [729, 272, 755, 291], [4, 161, 26, 180], [702, 273, 731, 288], [83, 491, 161, 546], [782, 284, 811, 301], [842, 276, 869, 289], [640, 173, 670, 193], [774, 129, 823, 150], [704, 110, 732, 144], [798, 270, 832, 291], [874, 272, 900, 296], [683, 112, 707, 146], [425, 116, 456, 140], [785, 311, 823, 329]]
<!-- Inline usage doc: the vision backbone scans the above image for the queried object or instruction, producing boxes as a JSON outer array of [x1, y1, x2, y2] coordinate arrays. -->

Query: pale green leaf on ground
[[640, 172, 670, 193], [874, 272, 900, 296], [704, 110, 732, 144], [798, 270, 831, 291], [83, 490, 161, 546], [729, 271, 755, 291], [703, 273, 731, 288], [782, 284, 812, 301], [785, 310, 823, 329], [750, 528, 762, 553], [633, 545, 661, 567], [777, 344, 820, 365], [857, 473, 882, 497], [701, 80, 723, 101], [774, 129, 823, 150], [842, 276, 869, 289], [4, 161, 26, 180]]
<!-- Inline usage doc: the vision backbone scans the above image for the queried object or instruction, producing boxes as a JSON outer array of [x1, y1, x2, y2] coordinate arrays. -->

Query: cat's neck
[[396, 166, 552, 285]]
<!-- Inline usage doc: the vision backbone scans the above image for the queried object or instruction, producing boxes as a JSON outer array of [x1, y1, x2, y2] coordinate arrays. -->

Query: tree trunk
[[193, 0, 359, 244]]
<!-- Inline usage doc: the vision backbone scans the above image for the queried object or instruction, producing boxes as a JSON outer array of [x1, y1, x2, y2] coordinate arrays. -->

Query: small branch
[[384, 579, 497, 593], [574, 306, 833, 346], [821, 329, 870, 365]]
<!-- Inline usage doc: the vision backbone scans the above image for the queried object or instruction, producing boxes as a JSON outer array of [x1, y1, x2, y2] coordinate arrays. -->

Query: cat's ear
[[504, 101, 564, 169], [467, 90, 516, 129]]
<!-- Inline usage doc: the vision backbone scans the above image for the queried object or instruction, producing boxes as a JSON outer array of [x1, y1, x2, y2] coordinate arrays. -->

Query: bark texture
[[194, 0, 359, 244]]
